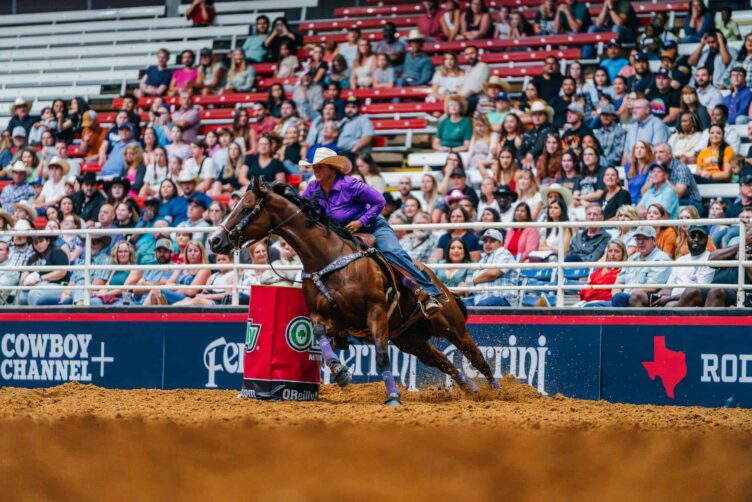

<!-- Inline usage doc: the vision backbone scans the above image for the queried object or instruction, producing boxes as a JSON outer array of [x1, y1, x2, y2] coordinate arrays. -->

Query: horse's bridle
[[220, 193, 302, 251]]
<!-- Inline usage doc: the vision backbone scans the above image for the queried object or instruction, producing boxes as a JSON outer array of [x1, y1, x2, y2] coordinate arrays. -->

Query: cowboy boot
[[415, 288, 443, 318]]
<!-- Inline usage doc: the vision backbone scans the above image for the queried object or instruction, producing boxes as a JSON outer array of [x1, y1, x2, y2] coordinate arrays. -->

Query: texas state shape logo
[[642, 336, 687, 399]]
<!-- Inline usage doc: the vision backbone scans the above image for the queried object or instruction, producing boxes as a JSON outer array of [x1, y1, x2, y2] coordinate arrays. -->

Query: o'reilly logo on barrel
[[246, 321, 262, 352], [285, 317, 319, 353]]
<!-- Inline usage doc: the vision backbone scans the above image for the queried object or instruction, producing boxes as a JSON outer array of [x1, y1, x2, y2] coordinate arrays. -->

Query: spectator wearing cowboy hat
[[477, 75, 507, 115], [71, 172, 106, 228], [336, 96, 374, 156], [397, 30, 435, 87], [176, 170, 212, 219], [434, 95, 472, 152], [0, 209, 14, 244], [33, 157, 69, 213], [11, 201, 36, 225], [519, 100, 554, 165], [19, 232, 70, 306], [593, 103, 626, 167], [0, 161, 35, 211], [5, 98, 36, 136]]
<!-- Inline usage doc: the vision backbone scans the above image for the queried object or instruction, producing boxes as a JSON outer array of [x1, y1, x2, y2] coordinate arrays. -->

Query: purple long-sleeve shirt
[[302, 175, 385, 228]]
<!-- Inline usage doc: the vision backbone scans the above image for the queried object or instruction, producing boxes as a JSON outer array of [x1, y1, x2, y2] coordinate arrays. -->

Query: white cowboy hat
[[482, 75, 510, 93], [541, 183, 574, 207], [13, 219, 32, 231], [47, 156, 70, 175], [527, 100, 554, 124], [176, 169, 200, 184], [10, 97, 32, 115], [11, 160, 29, 174], [406, 29, 424, 42], [12, 201, 36, 222], [298, 147, 352, 175], [0, 209, 15, 228]]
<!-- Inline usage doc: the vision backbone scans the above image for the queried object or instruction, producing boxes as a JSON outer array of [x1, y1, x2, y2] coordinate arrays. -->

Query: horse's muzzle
[[208, 229, 233, 255]]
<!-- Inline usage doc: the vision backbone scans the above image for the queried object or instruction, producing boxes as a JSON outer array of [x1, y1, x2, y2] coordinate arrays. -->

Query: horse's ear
[[257, 178, 270, 194], [248, 176, 258, 195]]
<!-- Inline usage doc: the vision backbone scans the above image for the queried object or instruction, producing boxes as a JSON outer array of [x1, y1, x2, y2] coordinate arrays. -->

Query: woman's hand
[[345, 220, 363, 233]]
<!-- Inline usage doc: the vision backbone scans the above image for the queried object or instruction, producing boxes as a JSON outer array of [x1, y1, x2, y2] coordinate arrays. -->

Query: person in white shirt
[[33, 156, 69, 211], [183, 139, 217, 193], [630, 225, 714, 307]]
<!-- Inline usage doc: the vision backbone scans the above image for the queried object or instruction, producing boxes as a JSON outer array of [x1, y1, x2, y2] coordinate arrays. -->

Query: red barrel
[[241, 285, 321, 400]]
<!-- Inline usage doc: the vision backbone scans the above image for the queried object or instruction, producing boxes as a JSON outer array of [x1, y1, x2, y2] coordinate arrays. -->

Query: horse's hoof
[[333, 364, 351, 388], [384, 393, 401, 406], [490, 379, 501, 390], [465, 380, 479, 393]]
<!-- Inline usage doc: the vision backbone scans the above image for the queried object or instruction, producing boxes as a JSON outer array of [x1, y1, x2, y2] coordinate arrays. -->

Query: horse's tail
[[454, 293, 468, 320]]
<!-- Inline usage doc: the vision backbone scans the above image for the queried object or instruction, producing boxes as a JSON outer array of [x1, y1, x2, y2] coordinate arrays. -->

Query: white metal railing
[[0, 218, 749, 308]]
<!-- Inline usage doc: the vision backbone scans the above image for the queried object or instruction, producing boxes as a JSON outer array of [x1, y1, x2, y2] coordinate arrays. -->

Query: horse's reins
[[220, 195, 304, 283]]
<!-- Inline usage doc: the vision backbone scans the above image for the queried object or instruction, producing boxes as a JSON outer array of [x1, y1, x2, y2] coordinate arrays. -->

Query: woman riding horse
[[300, 148, 444, 316]]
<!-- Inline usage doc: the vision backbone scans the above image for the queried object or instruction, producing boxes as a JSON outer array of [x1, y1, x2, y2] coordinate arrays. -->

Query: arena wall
[[0, 308, 750, 408]]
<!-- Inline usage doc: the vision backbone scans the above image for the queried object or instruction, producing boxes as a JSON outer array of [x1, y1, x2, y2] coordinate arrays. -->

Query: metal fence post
[[83, 233, 91, 306], [232, 250, 240, 306], [556, 222, 565, 307], [737, 219, 746, 308]]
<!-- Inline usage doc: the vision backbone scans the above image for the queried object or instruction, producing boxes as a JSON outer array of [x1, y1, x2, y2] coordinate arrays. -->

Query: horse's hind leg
[[393, 334, 478, 393], [445, 329, 500, 389]]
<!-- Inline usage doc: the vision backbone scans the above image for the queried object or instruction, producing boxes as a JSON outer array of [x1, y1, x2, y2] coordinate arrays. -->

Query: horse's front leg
[[367, 304, 400, 406], [311, 313, 351, 388]]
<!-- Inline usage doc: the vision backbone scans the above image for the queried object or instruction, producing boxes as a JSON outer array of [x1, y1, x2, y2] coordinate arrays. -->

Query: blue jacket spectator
[[336, 97, 374, 154], [722, 67, 752, 124], [682, 1, 713, 43], [100, 124, 138, 179], [638, 163, 679, 220]]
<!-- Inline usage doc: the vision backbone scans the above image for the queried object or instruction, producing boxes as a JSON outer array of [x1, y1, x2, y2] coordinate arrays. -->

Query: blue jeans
[[367, 216, 441, 296], [611, 292, 631, 307], [464, 295, 511, 307], [161, 289, 187, 304], [28, 286, 65, 306], [581, 25, 635, 59]]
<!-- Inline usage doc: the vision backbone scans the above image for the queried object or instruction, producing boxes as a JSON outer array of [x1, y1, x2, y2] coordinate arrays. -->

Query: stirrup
[[419, 295, 443, 319]]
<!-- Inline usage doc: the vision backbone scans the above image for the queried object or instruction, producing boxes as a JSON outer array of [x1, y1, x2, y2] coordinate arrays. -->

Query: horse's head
[[208, 176, 273, 254]]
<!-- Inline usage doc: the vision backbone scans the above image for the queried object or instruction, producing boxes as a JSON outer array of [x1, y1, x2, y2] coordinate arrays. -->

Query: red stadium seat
[[372, 118, 428, 130], [360, 102, 444, 115], [0, 180, 12, 191], [304, 31, 617, 49], [428, 49, 580, 66], [67, 144, 83, 158], [80, 162, 101, 173]]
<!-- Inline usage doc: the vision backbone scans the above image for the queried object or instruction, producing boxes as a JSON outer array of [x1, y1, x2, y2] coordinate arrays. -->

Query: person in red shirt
[[185, 0, 216, 26], [579, 239, 627, 303], [248, 102, 279, 154]]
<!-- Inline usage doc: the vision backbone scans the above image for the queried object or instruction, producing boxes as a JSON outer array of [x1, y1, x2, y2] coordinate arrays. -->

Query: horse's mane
[[269, 182, 360, 246]]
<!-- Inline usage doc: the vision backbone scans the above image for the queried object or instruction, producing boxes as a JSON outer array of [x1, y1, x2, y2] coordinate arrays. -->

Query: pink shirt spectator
[[251, 116, 278, 137], [417, 11, 444, 40], [172, 67, 198, 93], [171, 107, 201, 142]]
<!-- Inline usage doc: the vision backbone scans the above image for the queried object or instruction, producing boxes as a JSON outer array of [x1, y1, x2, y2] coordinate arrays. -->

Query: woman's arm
[[182, 269, 212, 297], [529, 200, 543, 220]]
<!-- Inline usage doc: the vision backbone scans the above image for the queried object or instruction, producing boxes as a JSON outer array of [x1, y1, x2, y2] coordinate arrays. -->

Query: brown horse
[[209, 178, 498, 405]]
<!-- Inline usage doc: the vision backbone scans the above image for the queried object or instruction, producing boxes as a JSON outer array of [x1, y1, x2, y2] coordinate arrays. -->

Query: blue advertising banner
[[601, 326, 752, 408], [1, 309, 750, 408]]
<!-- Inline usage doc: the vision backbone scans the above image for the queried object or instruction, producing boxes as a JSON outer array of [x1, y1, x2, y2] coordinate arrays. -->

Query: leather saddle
[[354, 232, 377, 250]]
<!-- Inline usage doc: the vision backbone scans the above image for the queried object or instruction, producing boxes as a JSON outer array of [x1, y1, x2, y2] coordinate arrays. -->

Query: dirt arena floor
[[2, 377, 752, 501]]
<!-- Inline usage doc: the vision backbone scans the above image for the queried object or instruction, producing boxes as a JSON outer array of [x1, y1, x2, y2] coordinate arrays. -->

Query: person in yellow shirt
[[695, 124, 733, 182]]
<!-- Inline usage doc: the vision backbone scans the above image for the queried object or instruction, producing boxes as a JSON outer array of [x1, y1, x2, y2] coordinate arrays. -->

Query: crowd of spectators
[[0, 2, 751, 308]]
